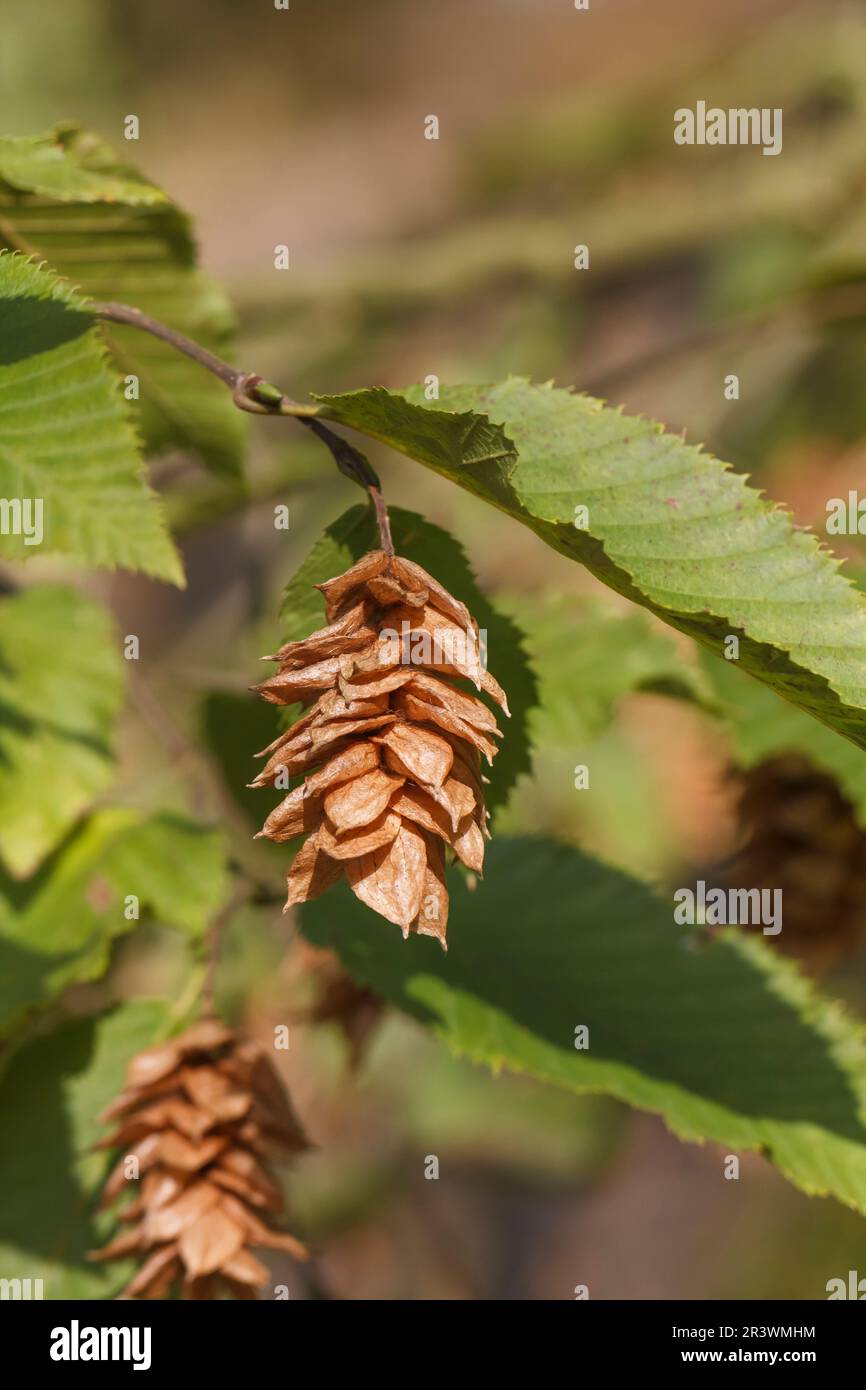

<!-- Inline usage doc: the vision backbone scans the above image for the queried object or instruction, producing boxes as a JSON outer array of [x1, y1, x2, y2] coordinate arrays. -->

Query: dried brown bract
[[251, 550, 507, 946], [89, 1019, 309, 1300]]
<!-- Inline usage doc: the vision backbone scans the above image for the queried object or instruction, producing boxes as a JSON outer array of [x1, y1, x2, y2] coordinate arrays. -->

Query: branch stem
[[91, 300, 393, 550], [92, 301, 244, 389]]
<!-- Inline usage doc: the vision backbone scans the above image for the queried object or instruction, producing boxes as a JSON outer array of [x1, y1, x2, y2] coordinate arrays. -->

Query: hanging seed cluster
[[89, 1020, 308, 1299], [724, 753, 866, 972], [250, 550, 508, 944]]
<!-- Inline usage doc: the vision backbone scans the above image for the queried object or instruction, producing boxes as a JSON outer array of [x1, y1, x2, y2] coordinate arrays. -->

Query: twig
[[92, 301, 245, 391], [91, 300, 394, 553]]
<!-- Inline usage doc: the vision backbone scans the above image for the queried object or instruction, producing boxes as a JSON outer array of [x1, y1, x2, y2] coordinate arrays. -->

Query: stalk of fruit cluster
[[91, 300, 393, 552]]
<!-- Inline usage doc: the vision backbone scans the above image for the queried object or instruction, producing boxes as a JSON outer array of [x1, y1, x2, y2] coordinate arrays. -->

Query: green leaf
[[313, 386, 517, 494], [0, 252, 183, 582], [100, 814, 229, 939], [278, 504, 537, 814], [0, 587, 124, 876], [0, 127, 244, 474], [302, 836, 866, 1218], [0, 129, 166, 204], [318, 379, 866, 755], [0, 810, 228, 1040], [0, 1001, 172, 1299]]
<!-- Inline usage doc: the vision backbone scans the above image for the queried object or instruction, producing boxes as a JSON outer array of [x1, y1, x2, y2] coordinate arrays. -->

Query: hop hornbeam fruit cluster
[[725, 753, 866, 972], [89, 1019, 308, 1300], [250, 550, 508, 945]]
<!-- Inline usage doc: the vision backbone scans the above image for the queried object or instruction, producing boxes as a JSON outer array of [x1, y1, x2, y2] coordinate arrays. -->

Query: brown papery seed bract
[[251, 550, 507, 947], [89, 1022, 309, 1300]]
